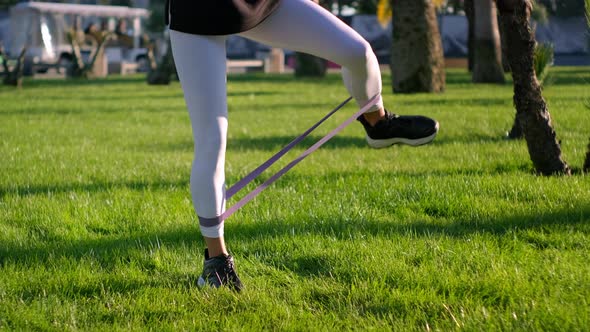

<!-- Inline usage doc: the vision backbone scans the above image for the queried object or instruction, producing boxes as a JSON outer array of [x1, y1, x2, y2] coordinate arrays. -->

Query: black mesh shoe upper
[[358, 110, 439, 140], [199, 249, 244, 292]]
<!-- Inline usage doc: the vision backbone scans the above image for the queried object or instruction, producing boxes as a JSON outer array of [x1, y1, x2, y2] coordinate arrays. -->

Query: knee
[[192, 139, 225, 187], [192, 117, 227, 152], [342, 39, 375, 69], [195, 134, 225, 160], [193, 128, 225, 162]]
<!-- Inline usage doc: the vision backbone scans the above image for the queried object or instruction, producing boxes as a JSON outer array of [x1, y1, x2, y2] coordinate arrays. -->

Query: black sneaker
[[358, 110, 439, 148], [197, 249, 244, 292]]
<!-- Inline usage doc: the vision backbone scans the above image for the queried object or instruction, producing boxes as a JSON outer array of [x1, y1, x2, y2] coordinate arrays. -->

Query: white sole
[[197, 276, 206, 288], [366, 124, 439, 149]]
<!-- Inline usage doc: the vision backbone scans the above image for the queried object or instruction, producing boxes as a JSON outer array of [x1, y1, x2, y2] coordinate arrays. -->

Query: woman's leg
[[240, 0, 384, 117], [169, 30, 228, 256], [241, 0, 439, 148]]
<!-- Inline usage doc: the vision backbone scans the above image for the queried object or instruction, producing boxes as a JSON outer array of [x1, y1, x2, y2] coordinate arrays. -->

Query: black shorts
[[166, 0, 281, 35]]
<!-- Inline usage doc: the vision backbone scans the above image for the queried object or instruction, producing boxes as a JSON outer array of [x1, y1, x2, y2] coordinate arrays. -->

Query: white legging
[[170, 0, 384, 238]]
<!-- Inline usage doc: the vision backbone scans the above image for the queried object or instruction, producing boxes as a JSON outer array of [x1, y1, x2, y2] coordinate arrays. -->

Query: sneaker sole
[[197, 275, 243, 291], [366, 124, 439, 149], [197, 276, 207, 288]]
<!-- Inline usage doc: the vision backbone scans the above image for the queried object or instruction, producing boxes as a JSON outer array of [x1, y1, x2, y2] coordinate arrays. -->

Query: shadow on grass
[[28, 90, 281, 103], [0, 105, 182, 116], [395, 97, 511, 108], [227, 73, 343, 85], [230, 134, 367, 150], [228, 90, 285, 97], [228, 101, 334, 112], [0, 97, 330, 117], [443, 66, 590, 86], [2, 201, 587, 269], [39, 94, 184, 102], [145, 135, 368, 153], [445, 70, 473, 85], [137, 131, 511, 153], [430, 133, 510, 146], [394, 95, 585, 109], [549, 68, 590, 86], [21, 75, 147, 89], [0, 179, 188, 198], [0, 156, 532, 199]]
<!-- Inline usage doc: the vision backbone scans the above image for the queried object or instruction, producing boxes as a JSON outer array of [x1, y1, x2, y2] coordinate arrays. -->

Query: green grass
[[1, 67, 589, 331]]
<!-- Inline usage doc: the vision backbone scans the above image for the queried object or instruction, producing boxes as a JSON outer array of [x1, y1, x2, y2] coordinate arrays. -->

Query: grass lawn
[[0, 67, 589, 331]]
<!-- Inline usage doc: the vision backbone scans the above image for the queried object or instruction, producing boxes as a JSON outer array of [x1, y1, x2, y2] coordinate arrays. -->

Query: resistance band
[[220, 94, 380, 222]]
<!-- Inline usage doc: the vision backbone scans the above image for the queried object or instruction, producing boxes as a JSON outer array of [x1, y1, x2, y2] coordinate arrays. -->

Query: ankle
[[362, 108, 386, 126], [206, 248, 228, 258], [204, 236, 228, 258]]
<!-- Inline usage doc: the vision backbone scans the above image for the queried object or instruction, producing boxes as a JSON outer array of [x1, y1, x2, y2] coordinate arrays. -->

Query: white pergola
[[10, 2, 149, 19], [10, 2, 150, 50]]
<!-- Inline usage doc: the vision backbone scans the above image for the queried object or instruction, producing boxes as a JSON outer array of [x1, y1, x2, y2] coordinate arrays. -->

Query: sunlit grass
[[0, 67, 589, 330]]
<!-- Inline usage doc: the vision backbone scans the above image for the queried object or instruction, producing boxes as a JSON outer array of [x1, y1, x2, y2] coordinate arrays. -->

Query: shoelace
[[210, 257, 236, 286], [223, 258, 242, 289], [382, 111, 412, 127], [222, 257, 237, 276], [386, 111, 399, 119]]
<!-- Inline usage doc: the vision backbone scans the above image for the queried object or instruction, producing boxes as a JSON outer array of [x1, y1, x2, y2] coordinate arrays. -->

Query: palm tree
[[294, 0, 327, 77], [496, 0, 570, 175], [390, 0, 445, 93], [66, 28, 113, 79], [464, 0, 475, 71], [146, 40, 176, 85], [1, 46, 26, 88], [472, 0, 505, 83]]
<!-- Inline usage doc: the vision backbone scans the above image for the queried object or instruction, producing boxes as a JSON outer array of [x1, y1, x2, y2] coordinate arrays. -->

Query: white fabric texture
[[200, 223, 225, 238], [170, 0, 384, 238]]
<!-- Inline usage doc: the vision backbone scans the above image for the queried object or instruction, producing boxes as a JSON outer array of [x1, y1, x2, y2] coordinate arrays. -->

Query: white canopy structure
[[10, 2, 149, 19], [7, 1, 151, 71]]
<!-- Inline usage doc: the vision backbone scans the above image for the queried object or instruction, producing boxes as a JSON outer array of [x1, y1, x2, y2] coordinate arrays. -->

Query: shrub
[[533, 42, 554, 86]]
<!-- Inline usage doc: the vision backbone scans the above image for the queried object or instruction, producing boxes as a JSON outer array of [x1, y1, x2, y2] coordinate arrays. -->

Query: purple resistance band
[[220, 94, 380, 222], [225, 96, 353, 199]]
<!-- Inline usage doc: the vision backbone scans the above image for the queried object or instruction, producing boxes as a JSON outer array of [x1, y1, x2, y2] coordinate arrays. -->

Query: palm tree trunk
[[464, 0, 475, 71], [498, 14, 511, 72], [472, 0, 505, 83], [506, 115, 524, 139], [2, 47, 26, 87], [294, 0, 327, 78], [496, 0, 570, 175], [67, 32, 113, 79], [86, 36, 111, 78], [294, 53, 327, 77], [390, 0, 445, 93], [147, 40, 176, 85]]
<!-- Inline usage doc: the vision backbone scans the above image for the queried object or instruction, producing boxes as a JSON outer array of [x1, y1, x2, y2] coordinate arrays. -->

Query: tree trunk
[[472, 0, 505, 83], [87, 42, 109, 78], [67, 31, 112, 79], [294, 0, 327, 78], [294, 53, 327, 78], [2, 47, 26, 88], [506, 115, 524, 139], [147, 40, 175, 85], [496, 0, 570, 175], [498, 14, 511, 72], [390, 0, 446, 93], [465, 0, 475, 71]]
